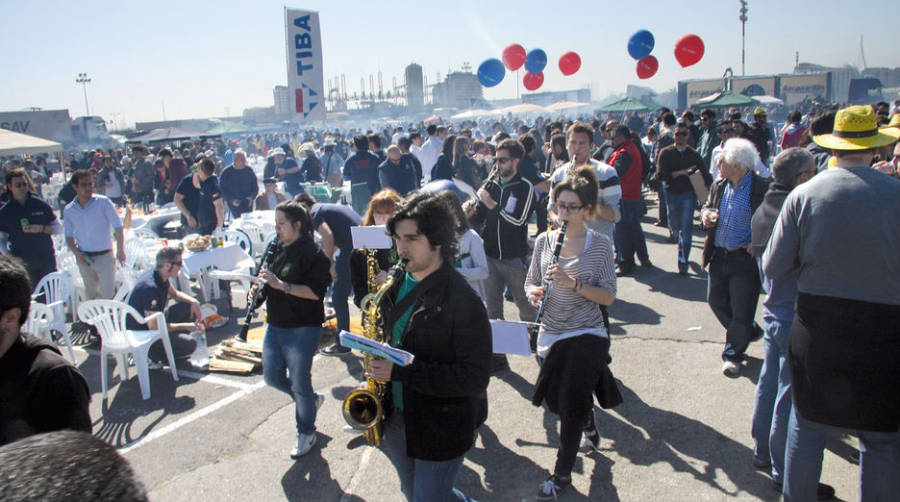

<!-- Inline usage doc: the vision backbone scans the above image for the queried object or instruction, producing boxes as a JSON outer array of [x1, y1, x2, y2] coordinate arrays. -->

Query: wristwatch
[[283, 282, 292, 293]]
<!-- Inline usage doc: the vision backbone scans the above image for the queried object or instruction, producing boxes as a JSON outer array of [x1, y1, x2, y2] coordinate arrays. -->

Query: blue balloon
[[524, 49, 547, 74], [477, 58, 506, 87], [627, 30, 655, 60]]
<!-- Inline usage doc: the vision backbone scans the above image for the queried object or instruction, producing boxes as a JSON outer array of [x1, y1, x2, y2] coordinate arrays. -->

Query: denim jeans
[[784, 406, 900, 501], [614, 199, 649, 266], [484, 256, 536, 322], [751, 317, 793, 482], [262, 325, 322, 435], [666, 191, 696, 266], [332, 247, 352, 340], [706, 249, 761, 362], [382, 414, 476, 502], [657, 183, 669, 226]]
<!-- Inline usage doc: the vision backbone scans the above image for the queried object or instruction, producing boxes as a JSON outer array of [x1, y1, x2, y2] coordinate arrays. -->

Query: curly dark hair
[[0, 255, 32, 325], [386, 192, 459, 263]]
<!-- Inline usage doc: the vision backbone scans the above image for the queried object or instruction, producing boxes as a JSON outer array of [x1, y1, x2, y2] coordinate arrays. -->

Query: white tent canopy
[[545, 101, 591, 112], [751, 95, 784, 105], [499, 103, 549, 116], [0, 129, 64, 156]]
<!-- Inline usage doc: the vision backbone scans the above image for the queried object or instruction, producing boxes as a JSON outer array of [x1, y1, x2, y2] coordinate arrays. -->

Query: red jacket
[[609, 140, 642, 201]]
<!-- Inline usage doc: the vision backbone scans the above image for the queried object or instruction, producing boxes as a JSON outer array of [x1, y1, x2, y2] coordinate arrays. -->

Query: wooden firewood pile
[[209, 338, 263, 375]]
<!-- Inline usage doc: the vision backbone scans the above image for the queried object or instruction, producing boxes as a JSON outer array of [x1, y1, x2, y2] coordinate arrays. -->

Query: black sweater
[[263, 235, 332, 328]]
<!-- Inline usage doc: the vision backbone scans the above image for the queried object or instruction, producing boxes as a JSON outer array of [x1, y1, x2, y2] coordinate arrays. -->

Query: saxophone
[[341, 250, 407, 445]]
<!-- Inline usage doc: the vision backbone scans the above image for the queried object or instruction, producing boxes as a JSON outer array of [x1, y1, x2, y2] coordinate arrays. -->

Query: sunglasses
[[495, 157, 513, 164], [675, 132, 689, 137]]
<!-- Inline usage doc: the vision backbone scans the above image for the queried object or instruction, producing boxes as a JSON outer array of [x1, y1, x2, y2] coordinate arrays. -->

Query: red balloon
[[636, 55, 659, 79], [523, 71, 544, 91], [502, 44, 527, 71], [674, 34, 705, 68], [558, 51, 581, 76]]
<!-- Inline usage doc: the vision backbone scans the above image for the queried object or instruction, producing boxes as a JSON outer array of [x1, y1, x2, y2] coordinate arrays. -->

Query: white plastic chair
[[233, 221, 264, 258], [77, 299, 179, 402], [24, 302, 54, 342], [56, 251, 85, 319], [124, 238, 151, 270], [32, 272, 76, 362], [113, 266, 138, 303], [218, 229, 253, 256]]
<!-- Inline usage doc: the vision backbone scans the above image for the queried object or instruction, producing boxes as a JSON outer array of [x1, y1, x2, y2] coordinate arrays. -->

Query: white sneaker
[[290, 433, 317, 458], [722, 360, 740, 377]]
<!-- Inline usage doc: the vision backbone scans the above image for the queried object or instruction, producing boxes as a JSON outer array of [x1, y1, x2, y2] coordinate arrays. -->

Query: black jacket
[[385, 263, 492, 461], [469, 172, 535, 260], [263, 234, 332, 328], [0, 334, 91, 446]]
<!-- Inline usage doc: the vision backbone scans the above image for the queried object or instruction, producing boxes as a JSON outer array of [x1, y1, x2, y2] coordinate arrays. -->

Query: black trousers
[[148, 302, 197, 362]]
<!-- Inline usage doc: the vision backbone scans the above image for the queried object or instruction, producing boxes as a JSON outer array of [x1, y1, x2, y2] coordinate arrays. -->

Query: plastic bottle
[[188, 330, 209, 368]]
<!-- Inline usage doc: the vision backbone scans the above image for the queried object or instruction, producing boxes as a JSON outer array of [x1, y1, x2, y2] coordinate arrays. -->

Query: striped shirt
[[715, 171, 753, 250], [526, 229, 617, 357], [547, 159, 621, 239]]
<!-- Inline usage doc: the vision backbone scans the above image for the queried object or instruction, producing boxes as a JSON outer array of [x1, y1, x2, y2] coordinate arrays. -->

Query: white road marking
[[177, 370, 257, 390], [119, 381, 265, 455], [340, 445, 375, 502]]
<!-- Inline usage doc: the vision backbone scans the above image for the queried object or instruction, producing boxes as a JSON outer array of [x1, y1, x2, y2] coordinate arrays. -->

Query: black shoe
[[639, 258, 654, 268], [490, 354, 510, 374], [678, 262, 688, 276], [320, 344, 352, 356], [752, 456, 771, 470], [616, 263, 634, 277], [772, 480, 835, 500], [654, 220, 668, 227]]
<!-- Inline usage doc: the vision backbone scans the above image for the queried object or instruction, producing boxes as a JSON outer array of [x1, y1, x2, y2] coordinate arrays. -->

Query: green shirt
[[390, 272, 419, 410]]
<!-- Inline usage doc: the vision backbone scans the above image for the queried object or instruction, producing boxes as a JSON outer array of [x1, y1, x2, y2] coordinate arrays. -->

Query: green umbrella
[[598, 97, 661, 113], [694, 91, 755, 108]]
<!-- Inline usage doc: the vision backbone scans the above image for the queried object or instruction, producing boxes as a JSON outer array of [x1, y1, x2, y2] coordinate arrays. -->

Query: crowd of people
[[1, 98, 899, 501]]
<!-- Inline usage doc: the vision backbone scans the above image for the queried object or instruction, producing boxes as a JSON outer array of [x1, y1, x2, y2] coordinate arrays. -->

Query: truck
[[0, 109, 111, 147]]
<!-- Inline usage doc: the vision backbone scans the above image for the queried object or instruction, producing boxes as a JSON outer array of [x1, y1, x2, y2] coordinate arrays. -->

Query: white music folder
[[490, 320, 532, 356]]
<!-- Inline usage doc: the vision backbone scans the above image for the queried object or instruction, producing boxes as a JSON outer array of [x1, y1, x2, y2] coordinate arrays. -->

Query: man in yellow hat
[[748, 107, 774, 167], [763, 105, 900, 501]]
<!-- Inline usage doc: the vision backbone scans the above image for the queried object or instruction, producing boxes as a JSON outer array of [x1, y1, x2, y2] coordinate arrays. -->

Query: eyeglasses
[[495, 157, 513, 164], [556, 203, 584, 212]]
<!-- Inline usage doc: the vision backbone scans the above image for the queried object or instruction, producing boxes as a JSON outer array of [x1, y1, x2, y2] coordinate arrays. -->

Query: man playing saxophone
[[364, 192, 492, 502]]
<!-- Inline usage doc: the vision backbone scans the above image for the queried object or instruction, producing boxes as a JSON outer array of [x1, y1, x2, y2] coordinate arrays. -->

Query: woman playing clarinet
[[251, 200, 332, 459], [525, 166, 620, 500]]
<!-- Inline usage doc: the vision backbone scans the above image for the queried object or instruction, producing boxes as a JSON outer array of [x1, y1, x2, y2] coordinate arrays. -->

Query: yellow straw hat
[[881, 113, 900, 130], [813, 105, 900, 150]]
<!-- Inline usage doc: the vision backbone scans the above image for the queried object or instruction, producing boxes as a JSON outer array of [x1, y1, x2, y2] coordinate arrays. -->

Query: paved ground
[[65, 209, 861, 501]]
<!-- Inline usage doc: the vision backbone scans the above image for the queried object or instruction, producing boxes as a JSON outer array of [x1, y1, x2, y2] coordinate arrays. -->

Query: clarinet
[[238, 238, 280, 341], [534, 220, 568, 326]]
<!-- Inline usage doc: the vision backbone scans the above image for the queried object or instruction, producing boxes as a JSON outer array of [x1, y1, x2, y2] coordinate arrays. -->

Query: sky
[[3, 0, 898, 127]]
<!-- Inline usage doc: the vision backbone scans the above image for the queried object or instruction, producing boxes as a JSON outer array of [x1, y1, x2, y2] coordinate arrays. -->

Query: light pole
[[76, 72, 92, 116], [739, 1, 748, 76]]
